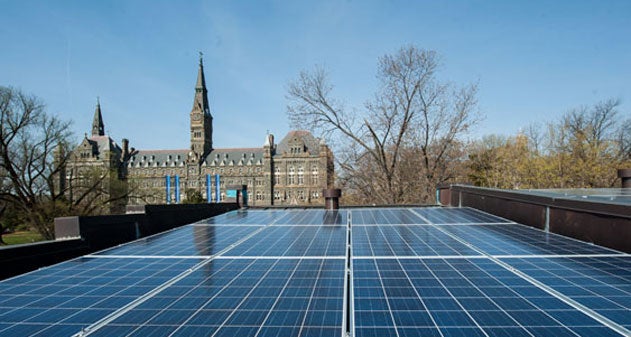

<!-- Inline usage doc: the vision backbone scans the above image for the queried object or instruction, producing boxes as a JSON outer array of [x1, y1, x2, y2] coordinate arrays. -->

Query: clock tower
[[190, 53, 213, 158]]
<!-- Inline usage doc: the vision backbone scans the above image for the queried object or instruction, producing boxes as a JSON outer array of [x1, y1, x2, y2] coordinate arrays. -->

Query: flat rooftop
[[511, 188, 631, 206], [0, 207, 630, 336]]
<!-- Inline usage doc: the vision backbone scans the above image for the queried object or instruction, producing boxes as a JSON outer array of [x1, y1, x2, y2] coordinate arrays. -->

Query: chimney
[[323, 188, 341, 210], [618, 168, 631, 188], [122, 138, 130, 159]]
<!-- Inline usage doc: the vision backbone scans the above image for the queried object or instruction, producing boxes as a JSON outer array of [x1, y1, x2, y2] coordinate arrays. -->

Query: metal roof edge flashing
[[450, 184, 631, 219]]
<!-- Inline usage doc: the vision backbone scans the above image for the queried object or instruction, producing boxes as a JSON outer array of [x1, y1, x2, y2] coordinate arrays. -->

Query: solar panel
[[97, 225, 262, 257], [84, 258, 345, 337], [0, 257, 202, 337], [352, 257, 625, 337], [352, 225, 479, 257], [197, 209, 286, 225], [0, 206, 629, 337], [500, 256, 631, 329], [439, 224, 620, 256], [351, 209, 426, 225], [413, 207, 512, 224], [222, 225, 347, 257], [273, 209, 348, 225]]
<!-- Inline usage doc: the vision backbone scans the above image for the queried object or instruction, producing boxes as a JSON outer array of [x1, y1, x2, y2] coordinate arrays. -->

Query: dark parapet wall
[[0, 239, 88, 281], [1, 203, 239, 281], [439, 185, 631, 253]]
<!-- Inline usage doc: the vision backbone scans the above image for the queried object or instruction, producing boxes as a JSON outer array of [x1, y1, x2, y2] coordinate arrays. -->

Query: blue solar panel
[[97, 225, 261, 256], [413, 207, 512, 224], [223, 225, 347, 257], [353, 225, 479, 257], [352, 258, 627, 337], [273, 210, 348, 225], [351, 209, 426, 225], [0, 257, 201, 337], [501, 256, 631, 329], [198, 209, 286, 225], [440, 224, 620, 256], [1, 206, 629, 337], [86, 258, 345, 337]]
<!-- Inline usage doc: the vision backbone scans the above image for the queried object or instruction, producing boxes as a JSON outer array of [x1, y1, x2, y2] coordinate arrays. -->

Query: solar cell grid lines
[[413, 207, 512, 224], [501, 256, 631, 329], [273, 209, 348, 225], [97, 225, 262, 257], [221, 225, 347, 257], [351, 209, 426, 225], [87, 258, 346, 337], [352, 225, 480, 257], [197, 209, 286, 225], [440, 224, 620, 256], [352, 258, 625, 337], [0, 258, 202, 337], [0, 206, 630, 337]]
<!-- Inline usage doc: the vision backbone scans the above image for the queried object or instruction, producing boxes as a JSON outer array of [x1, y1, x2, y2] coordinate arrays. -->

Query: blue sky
[[1, 0, 629, 150]]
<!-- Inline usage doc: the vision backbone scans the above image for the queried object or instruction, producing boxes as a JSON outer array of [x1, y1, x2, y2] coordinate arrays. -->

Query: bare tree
[[0, 87, 145, 242], [616, 117, 631, 160], [287, 46, 479, 204], [0, 86, 72, 240]]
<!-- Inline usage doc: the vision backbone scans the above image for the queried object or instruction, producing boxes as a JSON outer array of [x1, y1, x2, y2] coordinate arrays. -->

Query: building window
[[256, 191, 262, 200], [311, 191, 320, 199], [297, 165, 304, 185], [298, 190, 305, 200], [288, 166, 295, 185], [312, 166, 319, 185], [274, 166, 280, 185], [274, 191, 281, 200]]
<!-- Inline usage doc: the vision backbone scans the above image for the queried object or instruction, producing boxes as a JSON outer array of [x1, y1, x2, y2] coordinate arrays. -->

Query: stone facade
[[62, 57, 334, 208]]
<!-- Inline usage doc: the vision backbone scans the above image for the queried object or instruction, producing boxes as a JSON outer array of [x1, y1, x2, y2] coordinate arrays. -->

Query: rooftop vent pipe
[[618, 168, 631, 188], [323, 189, 341, 210]]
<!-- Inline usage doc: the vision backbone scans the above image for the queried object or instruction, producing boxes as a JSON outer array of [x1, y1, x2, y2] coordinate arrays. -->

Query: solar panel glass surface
[[0, 257, 201, 337], [352, 257, 625, 337], [413, 207, 512, 224], [352, 225, 480, 257], [0, 206, 629, 337], [86, 258, 345, 337], [97, 225, 262, 256], [222, 225, 346, 257], [440, 224, 620, 256]]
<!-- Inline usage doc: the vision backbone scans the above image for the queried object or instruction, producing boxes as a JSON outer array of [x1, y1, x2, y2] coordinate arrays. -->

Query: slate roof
[[274, 130, 322, 157], [128, 149, 189, 168], [127, 148, 265, 168], [82, 135, 122, 157], [202, 148, 264, 167]]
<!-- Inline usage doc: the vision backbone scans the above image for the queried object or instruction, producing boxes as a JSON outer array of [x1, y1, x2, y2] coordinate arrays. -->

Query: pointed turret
[[190, 52, 213, 157], [193, 53, 210, 116], [92, 97, 105, 136]]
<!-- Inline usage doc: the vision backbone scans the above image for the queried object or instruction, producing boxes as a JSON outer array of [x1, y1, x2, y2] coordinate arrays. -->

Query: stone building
[[62, 56, 334, 208]]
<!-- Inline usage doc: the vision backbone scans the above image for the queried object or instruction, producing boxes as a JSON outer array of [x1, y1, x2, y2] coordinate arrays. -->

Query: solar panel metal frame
[[1, 206, 629, 337]]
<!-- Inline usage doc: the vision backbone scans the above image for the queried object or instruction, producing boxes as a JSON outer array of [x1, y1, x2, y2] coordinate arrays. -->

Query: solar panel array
[[1, 207, 629, 337]]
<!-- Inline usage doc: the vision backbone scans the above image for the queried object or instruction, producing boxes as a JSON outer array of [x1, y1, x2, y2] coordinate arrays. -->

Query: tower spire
[[190, 52, 213, 156], [92, 97, 105, 136]]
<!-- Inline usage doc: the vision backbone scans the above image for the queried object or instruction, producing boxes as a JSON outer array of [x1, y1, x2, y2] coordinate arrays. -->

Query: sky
[[1, 0, 630, 150]]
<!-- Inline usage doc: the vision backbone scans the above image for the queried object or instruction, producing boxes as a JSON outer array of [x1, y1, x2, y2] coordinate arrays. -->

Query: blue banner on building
[[174, 175, 180, 204], [165, 175, 171, 204]]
